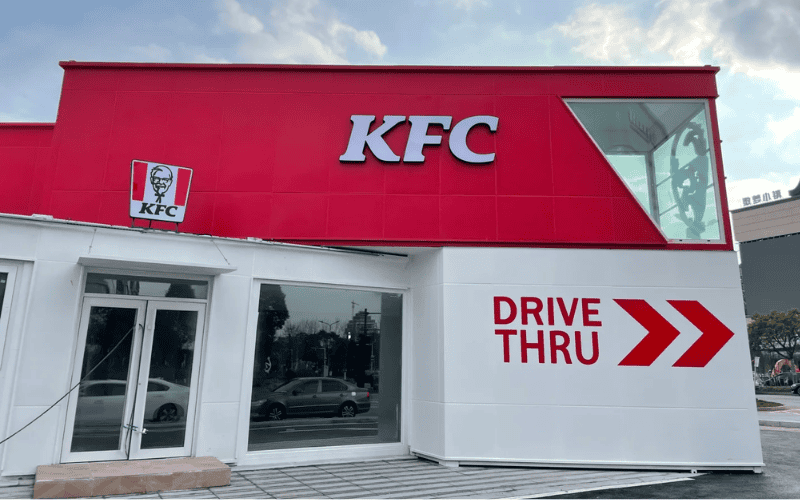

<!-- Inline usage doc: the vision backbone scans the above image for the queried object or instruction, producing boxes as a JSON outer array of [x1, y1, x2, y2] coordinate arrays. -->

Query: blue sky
[[2, 0, 799, 208]]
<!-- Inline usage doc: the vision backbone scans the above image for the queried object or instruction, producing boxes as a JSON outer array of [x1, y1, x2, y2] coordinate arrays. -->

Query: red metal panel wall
[[24, 64, 730, 248], [0, 124, 53, 216]]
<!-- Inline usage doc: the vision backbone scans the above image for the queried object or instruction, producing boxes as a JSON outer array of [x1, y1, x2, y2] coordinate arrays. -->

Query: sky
[[1, 0, 799, 210]]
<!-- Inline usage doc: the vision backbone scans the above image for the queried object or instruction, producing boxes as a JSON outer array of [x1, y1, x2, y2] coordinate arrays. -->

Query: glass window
[[107, 382, 127, 396], [321, 380, 347, 392], [248, 283, 403, 452], [147, 381, 170, 392], [567, 100, 722, 241], [84, 273, 208, 299], [0, 272, 7, 315]]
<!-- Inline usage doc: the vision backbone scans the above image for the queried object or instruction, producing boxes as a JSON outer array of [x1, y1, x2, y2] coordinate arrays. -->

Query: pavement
[[0, 458, 697, 500], [545, 393, 800, 499], [1, 394, 796, 499]]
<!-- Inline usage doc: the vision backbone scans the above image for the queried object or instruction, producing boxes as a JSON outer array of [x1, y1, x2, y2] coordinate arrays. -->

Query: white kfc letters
[[340, 115, 498, 164]]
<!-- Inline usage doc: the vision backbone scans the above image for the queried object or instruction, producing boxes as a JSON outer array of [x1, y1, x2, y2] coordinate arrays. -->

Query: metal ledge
[[78, 255, 236, 275]]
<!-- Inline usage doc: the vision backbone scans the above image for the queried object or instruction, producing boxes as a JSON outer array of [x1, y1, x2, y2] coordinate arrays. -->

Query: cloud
[[713, 0, 800, 67], [767, 107, 800, 145], [129, 43, 172, 62], [554, 3, 643, 63], [553, 0, 800, 100], [216, 0, 264, 34], [554, 0, 724, 65], [214, 0, 386, 64], [193, 54, 231, 64], [442, 0, 491, 10]]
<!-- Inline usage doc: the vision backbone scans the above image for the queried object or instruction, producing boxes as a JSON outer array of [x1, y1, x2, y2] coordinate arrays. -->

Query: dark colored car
[[763, 373, 800, 386], [251, 377, 370, 420], [791, 382, 800, 395]]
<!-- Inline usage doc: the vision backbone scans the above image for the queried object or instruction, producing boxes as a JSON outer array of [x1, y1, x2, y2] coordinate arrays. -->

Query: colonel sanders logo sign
[[130, 160, 193, 223]]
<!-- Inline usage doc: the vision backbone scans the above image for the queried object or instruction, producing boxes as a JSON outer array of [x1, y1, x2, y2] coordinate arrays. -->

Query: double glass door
[[62, 297, 205, 463]]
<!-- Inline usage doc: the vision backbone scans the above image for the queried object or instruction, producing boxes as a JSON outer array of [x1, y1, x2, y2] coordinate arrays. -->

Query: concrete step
[[33, 457, 229, 499]]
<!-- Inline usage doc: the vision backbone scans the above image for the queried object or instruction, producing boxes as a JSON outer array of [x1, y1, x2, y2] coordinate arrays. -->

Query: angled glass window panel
[[652, 111, 720, 240], [566, 100, 722, 242], [606, 155, 650, 213]]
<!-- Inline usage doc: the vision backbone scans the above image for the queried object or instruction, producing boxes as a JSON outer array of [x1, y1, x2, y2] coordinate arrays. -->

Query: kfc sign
[[340, 115, 499, 164], [129, 160, 193, 223]]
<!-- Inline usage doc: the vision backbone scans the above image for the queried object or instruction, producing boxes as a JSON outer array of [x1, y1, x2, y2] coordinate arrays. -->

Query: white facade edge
[[411, 451, 764, 472], [236, 443, 410, 469]]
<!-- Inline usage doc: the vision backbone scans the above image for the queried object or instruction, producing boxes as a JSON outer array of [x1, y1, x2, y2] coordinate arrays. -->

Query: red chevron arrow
[[669, 300, 735, 367], [616, 299, 735, 367], [615, 299, 681, 366]]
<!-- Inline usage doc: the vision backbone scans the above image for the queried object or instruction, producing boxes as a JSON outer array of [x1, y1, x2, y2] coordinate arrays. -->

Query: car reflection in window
[[75, 378, 189, 426], [250, 377, 370, 421]]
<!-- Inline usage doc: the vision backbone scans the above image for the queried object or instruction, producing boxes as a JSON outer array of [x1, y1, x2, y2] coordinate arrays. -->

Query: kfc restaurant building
[[0, 63, 763, 476]]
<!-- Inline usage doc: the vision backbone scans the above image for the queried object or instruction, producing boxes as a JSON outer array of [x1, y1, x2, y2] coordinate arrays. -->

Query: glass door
[[63, 298, 145, 462], [62, 298, 205, 463], [129, 301, 204, 459]]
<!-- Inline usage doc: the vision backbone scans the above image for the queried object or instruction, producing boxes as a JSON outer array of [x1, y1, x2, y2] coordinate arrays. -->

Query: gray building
[[731, 182, 800, 316]]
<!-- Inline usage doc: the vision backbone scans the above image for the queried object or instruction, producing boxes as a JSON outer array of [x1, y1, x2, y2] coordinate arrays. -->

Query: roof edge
[[59, 61, 720, 74]]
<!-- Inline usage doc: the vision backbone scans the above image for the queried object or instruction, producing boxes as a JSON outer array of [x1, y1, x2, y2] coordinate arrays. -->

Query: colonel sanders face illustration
[[150, 166, 173, 203]]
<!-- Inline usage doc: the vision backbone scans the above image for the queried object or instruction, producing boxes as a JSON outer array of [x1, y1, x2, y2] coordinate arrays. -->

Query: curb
[[760, 420, 800, 429]]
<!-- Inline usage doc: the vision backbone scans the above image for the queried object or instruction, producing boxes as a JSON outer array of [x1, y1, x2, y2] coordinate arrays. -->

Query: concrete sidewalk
[[758, 408, 800, 428], [0, 457, 697, 500]]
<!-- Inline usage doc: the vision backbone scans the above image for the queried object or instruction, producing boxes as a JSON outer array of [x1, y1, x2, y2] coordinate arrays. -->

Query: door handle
[[122, 424, 148, 434]]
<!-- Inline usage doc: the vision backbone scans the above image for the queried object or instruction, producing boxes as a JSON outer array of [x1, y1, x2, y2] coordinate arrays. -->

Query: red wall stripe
[[174, 167, 191, 206], [131, 161, 147, 201]]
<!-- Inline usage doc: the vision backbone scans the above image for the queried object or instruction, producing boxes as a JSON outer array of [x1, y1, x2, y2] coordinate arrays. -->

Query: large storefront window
[[567, 100, 722, 241], [248, 284, 402, 451]]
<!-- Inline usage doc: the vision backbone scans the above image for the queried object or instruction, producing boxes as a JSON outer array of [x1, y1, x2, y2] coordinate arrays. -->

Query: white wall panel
[[213, 241, 255, 277], [0, 222, 40, 260], [407, 250, 444, 460], [34, 226, 94, 262], [252, 246, 318, 283], [310, 252, 408, 290], [441, 248, 742, 289], [443, 404, 762, 467], [411, 284, 443, 403], [201, 274, 251, 404], [436, 248, 762, 468], [12, 261, 82, 406], [408, 250, 442, 287], [194, 402, 239, 462], [1, 406, 63, 474], [409, 400, 444, 458]]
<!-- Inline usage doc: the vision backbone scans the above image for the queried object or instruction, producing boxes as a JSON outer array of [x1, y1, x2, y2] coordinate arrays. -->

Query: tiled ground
[[1, 457, 696, 499]]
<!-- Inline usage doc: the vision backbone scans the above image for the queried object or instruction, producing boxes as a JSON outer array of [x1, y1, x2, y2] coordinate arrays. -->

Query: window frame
[[564, 98, 726, 245], [242, 278, 407, 457], [0, 263, 20, 370]]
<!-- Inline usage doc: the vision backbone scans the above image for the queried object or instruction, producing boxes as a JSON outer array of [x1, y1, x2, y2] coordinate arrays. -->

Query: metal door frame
[[61, 297, 205, 463]]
